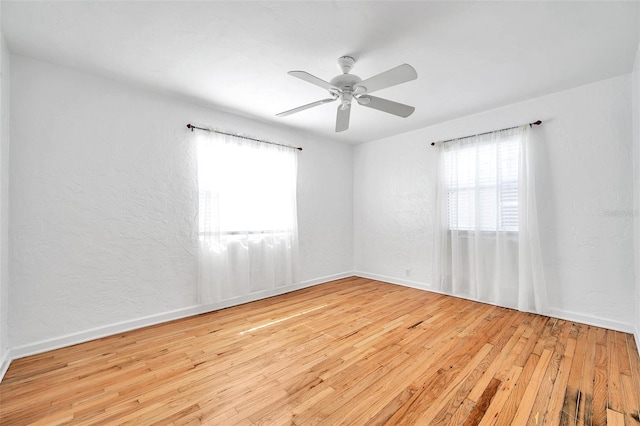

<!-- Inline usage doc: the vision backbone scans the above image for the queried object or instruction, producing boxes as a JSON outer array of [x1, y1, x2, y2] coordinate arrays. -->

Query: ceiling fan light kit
[[277, 56, 418, 132]]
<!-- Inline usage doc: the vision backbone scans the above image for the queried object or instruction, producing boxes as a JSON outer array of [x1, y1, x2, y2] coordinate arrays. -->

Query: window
[[197, 134, 297, 236], [434, 125, 548, 313], [444, 136, 519, 232], [196, 130, 299, 304]]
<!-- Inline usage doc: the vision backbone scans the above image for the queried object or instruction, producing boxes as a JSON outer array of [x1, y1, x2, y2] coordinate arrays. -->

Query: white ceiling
[[2, 1, 639, 144]]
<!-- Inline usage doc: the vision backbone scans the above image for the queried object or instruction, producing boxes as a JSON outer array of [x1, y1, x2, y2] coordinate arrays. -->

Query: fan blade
[[276, 97, 337, 117], [357, 64, 417, 94], [357, 95, 415, 118], [335, 104, 351, 132], [288, 71, 338, 92]]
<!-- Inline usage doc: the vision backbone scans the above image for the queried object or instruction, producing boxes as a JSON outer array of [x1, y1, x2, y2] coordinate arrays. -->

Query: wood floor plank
[[608, 330, 626, 414], [494, 351, 540, 425], [467, 320, 527, 402], [626, 334, 640, 425], [527, 319, 571, 425], [477, 365, 523, 426], [590, 329, 609, 426], [577, 326, 597, 426], [1, 277, 639, 425], [606, 408, 625, 426], [511, 349, 553, 425], [562, 323, 588, 426], [463, 378, 502, 426], [450, 398, 478, 426]]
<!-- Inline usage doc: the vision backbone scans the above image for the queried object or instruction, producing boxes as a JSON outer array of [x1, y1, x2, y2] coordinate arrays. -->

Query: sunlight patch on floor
[[239, 304, 329, 335]]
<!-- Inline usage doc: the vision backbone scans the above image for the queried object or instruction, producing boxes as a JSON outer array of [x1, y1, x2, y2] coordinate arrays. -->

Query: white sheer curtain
[[196, 131, 299, 304], [433, 125, 548, 314]]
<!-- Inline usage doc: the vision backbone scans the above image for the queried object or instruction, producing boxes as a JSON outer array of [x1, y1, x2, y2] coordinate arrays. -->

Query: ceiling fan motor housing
[[329, 73, 362, 92]]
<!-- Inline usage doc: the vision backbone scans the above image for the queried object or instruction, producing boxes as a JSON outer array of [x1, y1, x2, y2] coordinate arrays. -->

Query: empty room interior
[[2, 0, 640, 424]]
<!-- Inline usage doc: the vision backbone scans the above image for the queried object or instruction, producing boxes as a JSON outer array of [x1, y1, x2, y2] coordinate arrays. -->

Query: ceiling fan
[[276, 56, 418, 132]]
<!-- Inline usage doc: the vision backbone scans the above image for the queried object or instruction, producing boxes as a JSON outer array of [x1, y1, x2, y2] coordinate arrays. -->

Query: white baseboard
[[354, 272, 530, 313], [298, 271, 353, 287], [0, 349, 11, 383], [547, 308, 635, 334], [353, 271, 636, 334], [353, 270, 431, 291], [9, 271, 353, 362], [635, 326, 640, 357]]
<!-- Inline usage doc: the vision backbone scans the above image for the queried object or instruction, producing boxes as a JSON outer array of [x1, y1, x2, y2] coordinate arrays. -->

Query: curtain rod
[[430, 120, 542, 146], [187, 123, 303, 151]]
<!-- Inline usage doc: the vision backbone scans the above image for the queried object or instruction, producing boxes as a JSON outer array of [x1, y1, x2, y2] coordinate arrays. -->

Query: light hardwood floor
[[1, 277, 639, 425]]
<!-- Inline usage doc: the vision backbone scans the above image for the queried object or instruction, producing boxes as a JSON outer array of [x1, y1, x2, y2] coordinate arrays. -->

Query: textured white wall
[[9, 55, 353, 350], [635, 8, 640, 349], [354, 74, 635, 331], [634, 42, 640, 343], [0, 8, 10, 369]]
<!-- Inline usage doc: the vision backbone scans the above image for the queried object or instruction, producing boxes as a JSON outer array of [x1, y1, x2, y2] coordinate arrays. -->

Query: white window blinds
[[444, 135, 520, 232]]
